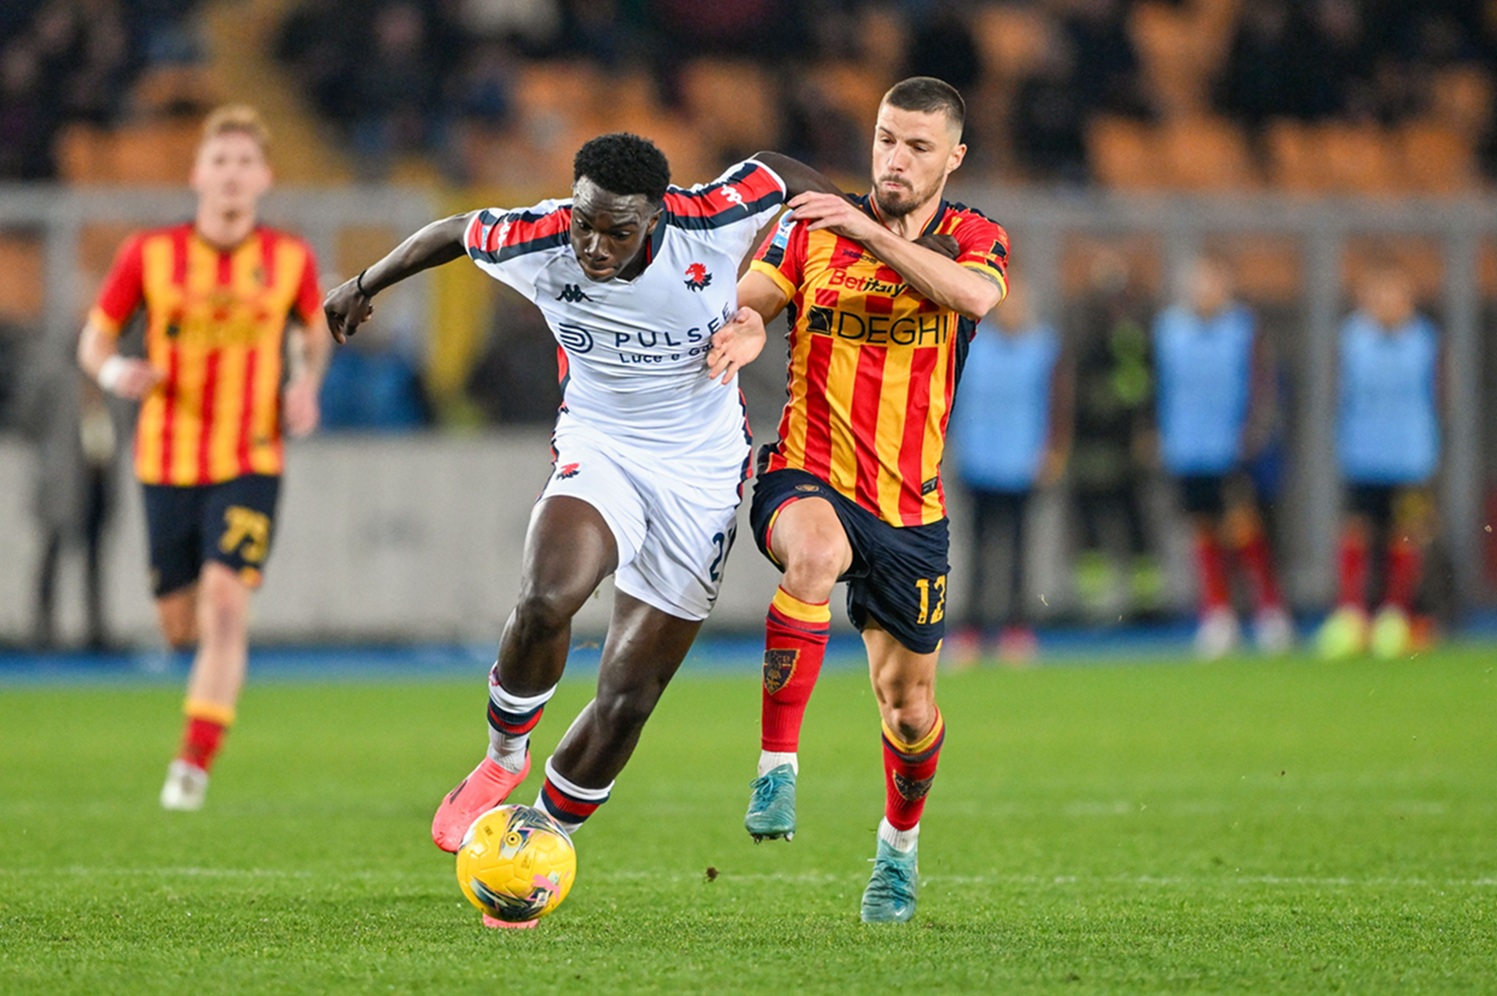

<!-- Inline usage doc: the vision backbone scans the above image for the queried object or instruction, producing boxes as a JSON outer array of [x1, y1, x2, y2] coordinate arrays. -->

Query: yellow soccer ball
[[456, 804, 576, 923]]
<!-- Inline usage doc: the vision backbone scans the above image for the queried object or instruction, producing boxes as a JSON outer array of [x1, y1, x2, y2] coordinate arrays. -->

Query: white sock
[[536, 755, 613, 835], [878, 817, 919, 853], [758, 750, 798, 777], [485, 674, 557, 772]]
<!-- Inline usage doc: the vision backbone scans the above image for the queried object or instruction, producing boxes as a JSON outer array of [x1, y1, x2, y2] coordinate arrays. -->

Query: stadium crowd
[[4, 0, 1497, 185]]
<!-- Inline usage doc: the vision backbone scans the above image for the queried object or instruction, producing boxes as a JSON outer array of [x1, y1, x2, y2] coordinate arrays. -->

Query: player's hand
[[706, 306, 766, 385], [914, 233, 960, 260], [785, 191, 883, 242], [322, 278, 375, 345], [96, 356, 162, 400], [282, 374, 321, 438]]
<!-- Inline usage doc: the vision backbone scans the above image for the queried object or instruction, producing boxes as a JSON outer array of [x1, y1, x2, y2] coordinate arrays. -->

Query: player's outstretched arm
[[323, 212, 475, 343], [749, 152, 845, 199]]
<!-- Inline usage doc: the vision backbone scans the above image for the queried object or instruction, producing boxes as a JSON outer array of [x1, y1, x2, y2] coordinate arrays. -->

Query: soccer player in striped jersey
[[322, 133, 853, 926], [731, 77, 1010, 923], [77, 105, 330, 811]]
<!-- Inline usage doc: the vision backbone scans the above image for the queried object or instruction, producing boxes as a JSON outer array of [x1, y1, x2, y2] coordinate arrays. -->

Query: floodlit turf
[[2, 645, 1494, 994]]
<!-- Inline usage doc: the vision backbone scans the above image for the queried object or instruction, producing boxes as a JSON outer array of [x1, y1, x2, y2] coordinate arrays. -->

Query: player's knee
[[510, 589, 580, 640], [198, 586, 246, 644], [593, 683, 660, 737], [779, 542, 843, 597], [884, 702, 938, 746], [161, 617, 197, 650]]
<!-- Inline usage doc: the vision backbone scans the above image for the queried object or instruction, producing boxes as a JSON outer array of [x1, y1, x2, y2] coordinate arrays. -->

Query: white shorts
[[541, 419, 748, 621]]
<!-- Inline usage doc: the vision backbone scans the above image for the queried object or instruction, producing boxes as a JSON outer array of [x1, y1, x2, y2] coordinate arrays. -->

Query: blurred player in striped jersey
[[322, 133, 864, 925], [732, 78, 1010, 923], [77, 105, 331, 810]]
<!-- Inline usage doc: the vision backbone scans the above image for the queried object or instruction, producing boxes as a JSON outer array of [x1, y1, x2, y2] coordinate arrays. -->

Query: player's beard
[[872, 174, 939, 220]]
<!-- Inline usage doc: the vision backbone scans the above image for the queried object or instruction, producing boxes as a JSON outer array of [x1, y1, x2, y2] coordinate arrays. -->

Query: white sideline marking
[[3, 867, 1493, 889]]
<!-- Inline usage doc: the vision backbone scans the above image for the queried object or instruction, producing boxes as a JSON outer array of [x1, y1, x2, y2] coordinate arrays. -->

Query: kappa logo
[[555, 462, 581, 479], [556, 283, 592, 303], [684, 262, 712, 291], [721, 184, 744, 207], [762, 649, 799, 695], [893, 772, 935, 801]]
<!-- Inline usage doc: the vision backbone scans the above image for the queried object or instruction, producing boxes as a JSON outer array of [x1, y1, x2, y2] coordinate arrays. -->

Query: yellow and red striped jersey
[[89, 223, 322, 486], [751, 195, 1009, 526]]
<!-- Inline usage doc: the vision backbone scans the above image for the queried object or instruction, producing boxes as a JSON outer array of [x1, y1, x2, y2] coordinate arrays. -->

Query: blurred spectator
[[347, 2, 446, 179], [1011, 28, 1089, 183], [948, 281, 1072, 665], [1060, 0, 1150, 119], [779, 71, 865, 178], [32, 0, 131, 126], [1066, 253, 1160, 621], [464, 285, 562, 425], [902, 1, 982, 94], [1215, 0, 1322, 127], [0, 41, 59, 179], [1317, 273, 1442, 660], [17, 353, 117, 649], [1153, 255, 1292, 659]]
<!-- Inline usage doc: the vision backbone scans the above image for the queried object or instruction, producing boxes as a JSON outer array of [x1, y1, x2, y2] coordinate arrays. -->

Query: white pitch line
[[3, 867, 1493, 888]]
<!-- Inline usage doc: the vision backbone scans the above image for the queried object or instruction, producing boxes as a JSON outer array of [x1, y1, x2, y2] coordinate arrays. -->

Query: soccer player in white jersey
[[323, 133, 847, 925]]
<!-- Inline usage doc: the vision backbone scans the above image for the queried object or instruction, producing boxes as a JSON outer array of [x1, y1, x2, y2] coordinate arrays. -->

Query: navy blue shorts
[[1177, 473, 1230, 516], [749, 466, 950, 654], [142, 474, 280, 596]]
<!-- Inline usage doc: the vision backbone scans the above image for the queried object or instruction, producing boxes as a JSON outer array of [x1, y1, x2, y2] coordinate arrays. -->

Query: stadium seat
[[1160, 116, 1257, 191], [0, 234, 44, 323], [1217, 239, 1303, 303], [130, 64, 222, 117], [1086, 116, 1165, 190], [1429, 65, 1493, 139], [1397, 122, 1478, 194], [1264, 119, 1329, 193], [56, 124, 115, 183], [803, 63, 886, 120], [973, 4, 1051, 83], [1130, 2, 1217, 117], [110, 118, 203, 184], [679, 59, 780, 158], [513, 61, 609, 133], [1320, 123, 1400, 195], [858, 6, 905, 75]]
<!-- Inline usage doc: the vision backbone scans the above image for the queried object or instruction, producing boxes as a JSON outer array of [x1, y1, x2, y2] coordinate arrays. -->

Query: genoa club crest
[[762, 649, 799, 694], [683, 262, 712, 291]]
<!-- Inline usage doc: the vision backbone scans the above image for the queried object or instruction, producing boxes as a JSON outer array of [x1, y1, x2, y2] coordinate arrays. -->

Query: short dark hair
[[882, 77, 965, 133], [573, 133, 671, 204]]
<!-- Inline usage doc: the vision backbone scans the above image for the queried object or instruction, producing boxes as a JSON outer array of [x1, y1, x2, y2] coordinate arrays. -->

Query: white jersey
[[464, 159, 788, 461]]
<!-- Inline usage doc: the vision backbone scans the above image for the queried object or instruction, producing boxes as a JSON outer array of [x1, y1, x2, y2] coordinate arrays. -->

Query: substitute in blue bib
[[1318, 273, 1443, 661], [1152, 255, 1292, 659], [948, 280, 1071, 664]]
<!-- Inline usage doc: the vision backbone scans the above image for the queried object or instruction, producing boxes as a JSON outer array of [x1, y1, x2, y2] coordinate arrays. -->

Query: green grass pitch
[[2, 646, 1493, 993]]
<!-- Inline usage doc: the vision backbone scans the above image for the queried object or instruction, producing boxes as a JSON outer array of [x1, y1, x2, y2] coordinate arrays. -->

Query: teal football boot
[[744, 763, 796, 842], [859, 839, 918, 923]]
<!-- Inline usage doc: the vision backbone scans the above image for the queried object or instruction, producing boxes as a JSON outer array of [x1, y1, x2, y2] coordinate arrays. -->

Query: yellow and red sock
[[179, 701, 234, 772], [882, 710, 945, 832], [760, 586, 831, 753]]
